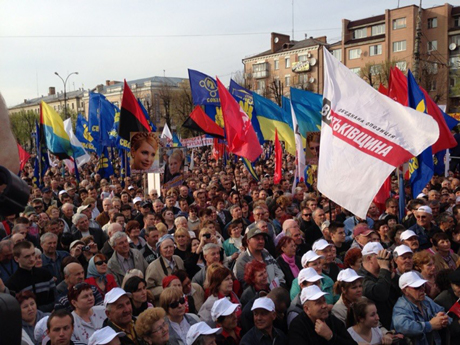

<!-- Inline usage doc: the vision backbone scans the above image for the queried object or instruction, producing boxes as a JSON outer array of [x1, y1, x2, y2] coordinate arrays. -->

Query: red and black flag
[[118, 80, 151, 140], [182, 106, 224, 139]]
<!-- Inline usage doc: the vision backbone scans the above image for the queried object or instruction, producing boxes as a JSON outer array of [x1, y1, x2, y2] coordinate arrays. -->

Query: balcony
[[253, 70, 269, 79], [253, 63, 269, 79]]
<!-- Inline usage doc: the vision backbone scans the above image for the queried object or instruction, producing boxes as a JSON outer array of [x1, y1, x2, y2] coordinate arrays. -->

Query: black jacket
[[276, 255, 302, 290], [288, 312, 357, 345]]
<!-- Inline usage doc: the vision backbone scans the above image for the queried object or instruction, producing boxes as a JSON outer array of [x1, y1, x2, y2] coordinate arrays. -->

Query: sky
[[0, 0, 450, 107]]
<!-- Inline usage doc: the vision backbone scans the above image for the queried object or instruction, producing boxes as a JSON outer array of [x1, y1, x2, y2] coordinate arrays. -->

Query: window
[[455, 16, 460, 27], [451, 35, 460, 46], [427, 40, 438, 52], [450, 56, 460, 68], [332, 49, 342, 62], [353, 28, 367, 39], [370, 44, 382, 56], [285, 57, 290, 68], [298, 74, 308, 84], [349, 48, 361, 60], [350, 67, 361, 75], [285, 75, 291, 87], [393, 40, 406, 52], [371, 24, 385, 36], [395, 61, 407, 71], [274, 60, 279, 70], [450, 78, 457, 88], [257, 80, 266, 90], [71, 103, 74, 110], [253, 63, 267, 72], [428, 17, 437, 29], [430, 80, 437, 91], [298, 55, 308, 62], [393, 18, 406, 29]]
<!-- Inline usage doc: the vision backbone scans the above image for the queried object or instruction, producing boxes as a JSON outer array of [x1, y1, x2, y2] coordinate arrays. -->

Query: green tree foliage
[[10, 110, 38, 150]]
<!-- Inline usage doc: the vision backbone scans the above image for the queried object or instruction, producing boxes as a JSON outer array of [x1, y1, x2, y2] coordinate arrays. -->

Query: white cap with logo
[[186, 322, 221, 345], [300, 285, 328, 304], [211, 297, 239, 321], [89, 327, 126, 345], [399, 271, 427, 290]]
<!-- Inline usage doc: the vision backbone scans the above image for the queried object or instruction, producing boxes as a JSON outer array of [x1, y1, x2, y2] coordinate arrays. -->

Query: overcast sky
[[0, 0, 447, 107]]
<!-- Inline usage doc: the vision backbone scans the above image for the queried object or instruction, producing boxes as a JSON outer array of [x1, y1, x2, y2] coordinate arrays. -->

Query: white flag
[[318, 49, 439, 218], [63, 119, 91, 167], [291, 101, 306, 191]]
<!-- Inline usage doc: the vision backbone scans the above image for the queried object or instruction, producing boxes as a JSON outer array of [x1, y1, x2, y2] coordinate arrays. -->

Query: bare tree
[[267, 78, 284, 106]]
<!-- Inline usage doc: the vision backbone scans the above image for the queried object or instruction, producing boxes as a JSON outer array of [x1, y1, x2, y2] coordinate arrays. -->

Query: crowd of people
[[1, 144, 460, 345]]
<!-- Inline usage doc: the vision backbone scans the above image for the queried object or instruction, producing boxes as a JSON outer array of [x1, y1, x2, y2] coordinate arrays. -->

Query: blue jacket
[[392, 295, 449, 345]]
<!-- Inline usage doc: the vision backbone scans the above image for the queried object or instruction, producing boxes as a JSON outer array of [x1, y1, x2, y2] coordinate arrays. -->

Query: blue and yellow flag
[[290, 87, 322, 133], [96, 146, 114, 179], [75, 114, 96, 153], [40, 101, 74, 160], [242, 157, 259, 181], [407, 70, 434, 197], [253, 93, 295, 155], [229, 80, 264, 145], [88, 92, 117, 154], [109, 107, 130, 151]]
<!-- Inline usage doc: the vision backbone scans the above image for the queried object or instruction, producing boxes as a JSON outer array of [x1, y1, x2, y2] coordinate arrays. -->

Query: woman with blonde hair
[[130, 132, 159, 172], [174, 227, 191, 261], [135, 307, 170, 345], [160, 287, 200, 345]]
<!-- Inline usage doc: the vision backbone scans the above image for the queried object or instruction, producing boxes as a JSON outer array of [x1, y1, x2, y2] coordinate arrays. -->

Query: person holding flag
[[434, 269, 460, 338]]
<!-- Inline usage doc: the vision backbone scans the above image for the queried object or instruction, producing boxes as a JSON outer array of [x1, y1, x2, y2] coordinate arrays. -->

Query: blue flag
[[97, 146, 114, 179], [33, 120, 49, 188], [109, 107, 130, 151], [290, 87, 322, 134], [407, 70, 433, 197], [75, 114, 96, 153], [229, 80, 264, 145], [88, 92, 116, 154], [188, 69, 220, 106]]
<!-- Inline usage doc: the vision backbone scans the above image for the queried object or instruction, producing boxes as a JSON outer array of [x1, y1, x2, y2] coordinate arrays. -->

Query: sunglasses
[[169, 297, 186, 309], [94, 260, 108, 266], [302, 213, 312, 217]]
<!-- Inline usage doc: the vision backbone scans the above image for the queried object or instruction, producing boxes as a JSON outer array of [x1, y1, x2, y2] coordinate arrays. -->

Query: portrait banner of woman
[[161, 147, 187, 190], [130, 132, 161, 173]]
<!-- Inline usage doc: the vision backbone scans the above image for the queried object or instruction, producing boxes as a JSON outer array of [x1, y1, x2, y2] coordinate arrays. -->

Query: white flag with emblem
[[318, 49, 439, 218]]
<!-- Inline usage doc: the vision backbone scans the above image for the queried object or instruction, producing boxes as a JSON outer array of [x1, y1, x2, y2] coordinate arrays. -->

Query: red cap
[[162, 275, 180, 289]]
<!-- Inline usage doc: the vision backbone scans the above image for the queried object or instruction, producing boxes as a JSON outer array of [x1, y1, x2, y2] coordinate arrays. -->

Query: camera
[[82, 246, 91, 252], [203, 233, 211, 239]]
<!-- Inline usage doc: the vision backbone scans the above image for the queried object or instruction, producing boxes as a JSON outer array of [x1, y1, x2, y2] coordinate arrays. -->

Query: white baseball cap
[[400, 230, 418, 241], [417, 205, 432, 215], [298, 267, 323, 285], [76, 204, 90, 214], [59, 190, 67, 196], [211, 297, 239, 321], [89, 327, 126, 345], [103, 288, 131, 308], [399, 271, 427, 290], [394, 244, 413, 257], [337, 268, 363, 282], [132, 196, 143, 204], [320, 220, 330, 232], [251, 297, 275, 312], [128, 186, 135, 190], [186, 322, 221, 345], [361, 242, 384, 256], [312, 239, 332, 252], [300, 285, 328, 304], [301, 250, 323, 267]]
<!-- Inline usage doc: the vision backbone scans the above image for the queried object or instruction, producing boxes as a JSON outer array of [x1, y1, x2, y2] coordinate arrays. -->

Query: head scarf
[[87, 256, 107, 284]]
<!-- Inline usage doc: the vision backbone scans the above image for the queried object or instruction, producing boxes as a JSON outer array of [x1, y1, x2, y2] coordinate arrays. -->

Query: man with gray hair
[[71, 213, 107, 250], [107, 232, 148, 286], [192, 243, 223, 286], [41, 232, 69, 283], [60, 202, 74, 230], [101, 222, 123, 259]]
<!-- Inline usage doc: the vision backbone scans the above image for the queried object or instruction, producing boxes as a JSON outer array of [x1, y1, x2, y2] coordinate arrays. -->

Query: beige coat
[[145, 255, 185, 301]]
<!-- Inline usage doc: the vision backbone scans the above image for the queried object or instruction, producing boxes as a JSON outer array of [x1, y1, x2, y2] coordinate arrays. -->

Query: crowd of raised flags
[[12, 48, 459, 230]]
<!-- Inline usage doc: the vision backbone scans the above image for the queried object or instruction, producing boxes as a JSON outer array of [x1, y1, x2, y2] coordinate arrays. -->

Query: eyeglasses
[[151, 319, 169, 334], [302, 213, 312, 217], [169, 297, 186, 309], [94, 260, 108, 266]]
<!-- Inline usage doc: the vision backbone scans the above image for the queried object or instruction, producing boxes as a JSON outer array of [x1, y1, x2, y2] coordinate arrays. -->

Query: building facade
[[329, 3, 460, 111], [242, 33, 327, 103]]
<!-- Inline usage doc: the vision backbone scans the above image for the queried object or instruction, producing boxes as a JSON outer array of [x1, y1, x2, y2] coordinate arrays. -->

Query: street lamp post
[[54, 71, 78, 119]]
